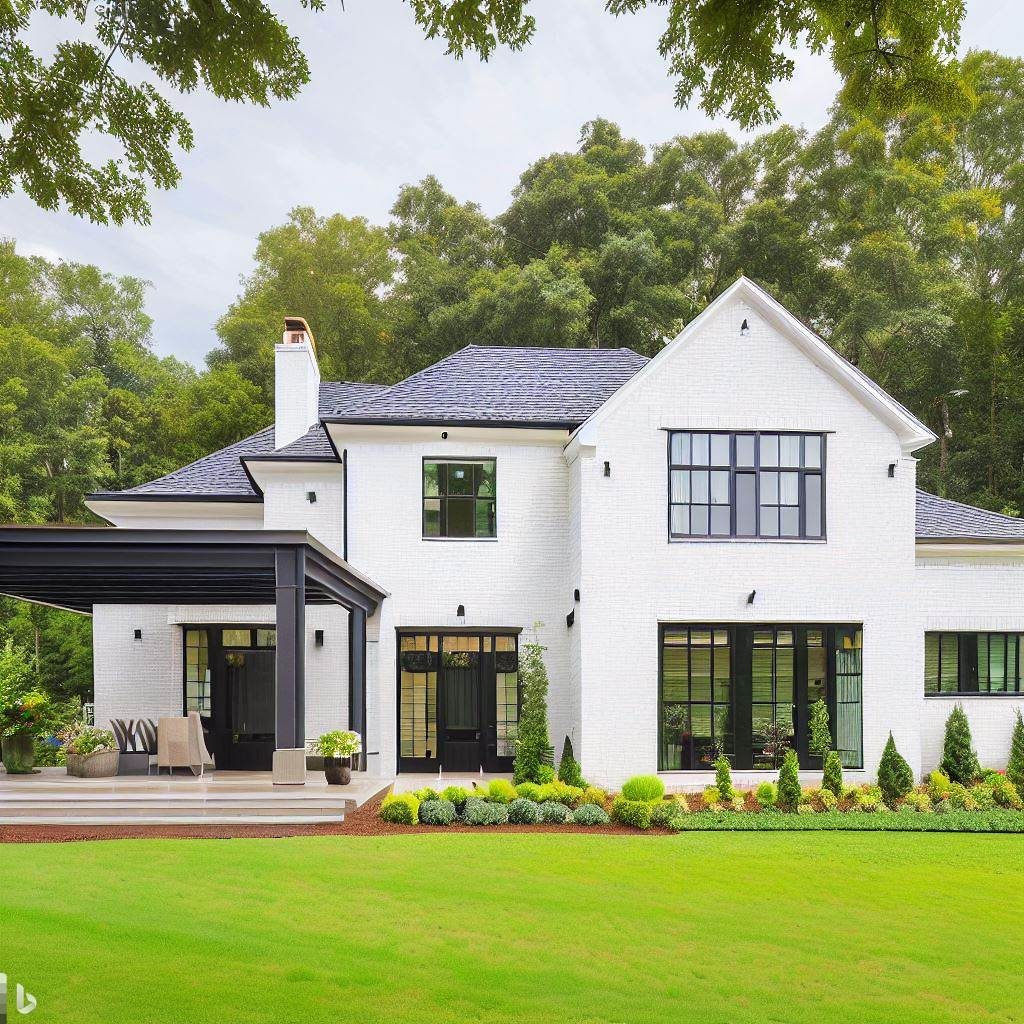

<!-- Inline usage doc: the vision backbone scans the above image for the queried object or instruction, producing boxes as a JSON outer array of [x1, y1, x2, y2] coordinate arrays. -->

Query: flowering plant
[[65, 726, 115, 756], [312, 730, 362, 759]]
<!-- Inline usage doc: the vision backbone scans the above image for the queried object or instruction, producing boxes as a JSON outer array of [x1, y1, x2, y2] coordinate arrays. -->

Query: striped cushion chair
[[134, 719, 159, 775], [111, 718, 150, 776]]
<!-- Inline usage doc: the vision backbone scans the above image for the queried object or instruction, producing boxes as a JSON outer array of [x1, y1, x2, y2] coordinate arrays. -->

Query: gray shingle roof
[[323, 345, 650, 426], [90, 383, 383, 501], [916, 489, 1024, 540]]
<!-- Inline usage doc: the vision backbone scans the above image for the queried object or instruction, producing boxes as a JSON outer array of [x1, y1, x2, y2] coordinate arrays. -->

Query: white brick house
[[53, 280, 1024, 785]]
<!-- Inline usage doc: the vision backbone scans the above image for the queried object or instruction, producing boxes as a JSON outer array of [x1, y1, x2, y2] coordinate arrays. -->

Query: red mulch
[[0, 788, 673, 843]]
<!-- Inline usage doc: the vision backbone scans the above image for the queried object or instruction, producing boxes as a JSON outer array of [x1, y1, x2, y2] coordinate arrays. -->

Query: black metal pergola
[[0, 528, 386, 752]]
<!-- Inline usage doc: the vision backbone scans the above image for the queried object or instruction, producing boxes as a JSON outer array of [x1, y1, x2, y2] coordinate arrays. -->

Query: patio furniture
[[156, 713, 215, 776], [110, 718, 150, 776], [67, 748, 120, 778], [272, 748, 306, 785], [136, 719, 158, 774]]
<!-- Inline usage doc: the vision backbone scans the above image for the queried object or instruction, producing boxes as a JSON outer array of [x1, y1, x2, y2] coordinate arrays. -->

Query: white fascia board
[[916, 541, 1024, 559], [85, 498, 264, 526], [325, 422, 569, 447]]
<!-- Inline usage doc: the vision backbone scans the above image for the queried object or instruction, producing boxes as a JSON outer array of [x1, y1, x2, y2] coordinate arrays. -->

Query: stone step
[[0, 814, 345, 826], [0, 789, 354, 805]]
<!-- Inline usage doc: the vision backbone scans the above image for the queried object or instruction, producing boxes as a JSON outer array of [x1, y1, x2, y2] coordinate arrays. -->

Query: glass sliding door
[[750, 628, 795, 768]]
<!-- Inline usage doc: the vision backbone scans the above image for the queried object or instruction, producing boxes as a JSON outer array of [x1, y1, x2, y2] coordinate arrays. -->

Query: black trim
[[322, 416, 575, 431], [87, 492, 264, 503], [421, 457, 497, 540]]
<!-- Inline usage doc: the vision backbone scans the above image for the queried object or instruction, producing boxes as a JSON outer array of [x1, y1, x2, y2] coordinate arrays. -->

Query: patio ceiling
[[0, 527, 385, 616]]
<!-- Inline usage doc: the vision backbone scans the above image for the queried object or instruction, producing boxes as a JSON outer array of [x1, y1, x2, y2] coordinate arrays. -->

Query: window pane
[[424, 498, 441, 536], [475, 500, 496, 537], [447, 464, 473, 496], [670, 432, 690, 465], [692, 433, 710, 466], [780, 507, 800, 537], [940, 634, 958, 692], [446, 498, 475, 536], [805, 475, 822, 537], [690, 506, 709, 536], [670, 470, 690, 503], [779, 472, 799, 505], [476, 462, 495, 497], [255, 629, 276, 648], [760, 471, 778, 503], [760, 434, 779, 467], [779, 435, 801, 467], [423, 461, 440, 497], [222, 629, 250, 647], [710, 506, 731, 536], [736, 434, 755, 467], [710, 434, 730, 465], [691, 647, 711, 701], [736, 473, 756, 536], [670, 505, 689, 535], [760, 506, 779, 537], [691, 471, 709, 503], [710, 471, 729, 504], [804, 435, 821, 469]]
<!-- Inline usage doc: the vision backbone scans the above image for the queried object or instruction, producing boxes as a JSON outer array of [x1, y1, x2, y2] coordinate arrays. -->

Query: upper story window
[[925, 631, 1023, 695], [423, 459, 496, 539], [667, 431, 825, 540]]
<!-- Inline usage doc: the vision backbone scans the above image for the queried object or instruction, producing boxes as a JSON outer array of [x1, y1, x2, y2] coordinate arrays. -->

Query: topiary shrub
[[578, 785, 607, 806], [940, 703, 980, 784], [621, 774, 664, 802], [380, 793, 419, 825], [822, 750, 844, 798], [507, 797, 541, 824], [878, 732, 914, 807], [611, 796, 652, 830], [514, 782, 542, 802], [777, 749, 801, 811], [557, 735, 585, 788], [755, 781, 778, 809], [927, 769, 951, 801], [808, 698, 831, 761], [536, 763, 556, 784], [513, 641, 554, 784], [418, 798, 456, 825], [462, 798, 493, 825], [572, 802, 610, 826], [714, 755, 735, 802], [1008, 710, 1024, 795], [486, 779, 517, 804], [538, 800, 570, 824], [441, 785, 471, 811]]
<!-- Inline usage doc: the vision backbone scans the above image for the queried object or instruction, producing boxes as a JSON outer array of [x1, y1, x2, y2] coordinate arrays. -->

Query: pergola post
[[349, 605, 366, 767], [275, 546, 306, 751]]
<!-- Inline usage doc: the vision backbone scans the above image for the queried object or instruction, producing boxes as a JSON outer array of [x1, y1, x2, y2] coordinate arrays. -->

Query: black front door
[[397, 632, 519, 774]]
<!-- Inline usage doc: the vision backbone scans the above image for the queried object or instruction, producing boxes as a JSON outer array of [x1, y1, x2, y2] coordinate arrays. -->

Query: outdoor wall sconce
[[306, 490, 317, 503], [603, 461, 611, 477], [133, 629, 143, 641], [740, 318, 750, 336], [574, 588, 580, 602], [747, 590, 757, 605], [314, 629, 324, 647], [441, 431, 449, 439], [456, 604, 465, 625], [888, 463, 896, 478], [566, 609, 575, 628]]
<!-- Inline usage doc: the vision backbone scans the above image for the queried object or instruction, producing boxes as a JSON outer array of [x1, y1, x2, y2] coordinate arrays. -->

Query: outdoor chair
[[156, 713, 215, 777], [110, 718, 151, 775]]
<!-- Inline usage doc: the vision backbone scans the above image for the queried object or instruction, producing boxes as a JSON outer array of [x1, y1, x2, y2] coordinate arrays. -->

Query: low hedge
[[665, 810, 1024, 832]]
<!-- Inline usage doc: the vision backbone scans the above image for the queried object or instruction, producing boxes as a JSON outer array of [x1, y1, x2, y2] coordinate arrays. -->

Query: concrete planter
[[1, 732, 37, 774], [67, 749, 120, 778], [324, 757, 352, 785]]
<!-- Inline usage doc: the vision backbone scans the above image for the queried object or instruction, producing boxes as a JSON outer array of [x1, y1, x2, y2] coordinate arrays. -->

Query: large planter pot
[[324, 757, 351, 786], [1, 732, 37, 774], [67, 749, 120, 778]]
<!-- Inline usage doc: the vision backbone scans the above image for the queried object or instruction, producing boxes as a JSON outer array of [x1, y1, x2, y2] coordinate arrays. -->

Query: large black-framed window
[[925, 631, 1024, 695], [423, 459, 496, 539], [659, 623, 863, 771], [667, 431, 825, 540]]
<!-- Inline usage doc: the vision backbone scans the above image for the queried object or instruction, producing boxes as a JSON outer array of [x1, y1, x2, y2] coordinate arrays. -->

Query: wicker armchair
[[156, 714, 215, 776]]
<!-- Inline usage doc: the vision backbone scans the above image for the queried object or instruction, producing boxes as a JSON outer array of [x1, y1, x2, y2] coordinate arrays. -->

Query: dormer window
[[668, 431, 825, 540], [423, 459, 497, 539]]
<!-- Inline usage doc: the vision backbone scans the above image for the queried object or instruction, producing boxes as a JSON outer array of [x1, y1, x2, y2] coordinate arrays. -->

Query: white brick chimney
[[275, 316, 321, 449]]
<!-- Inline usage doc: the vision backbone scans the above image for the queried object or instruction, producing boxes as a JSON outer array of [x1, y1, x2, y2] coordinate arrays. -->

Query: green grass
[[2, 833, 1023, 1023]]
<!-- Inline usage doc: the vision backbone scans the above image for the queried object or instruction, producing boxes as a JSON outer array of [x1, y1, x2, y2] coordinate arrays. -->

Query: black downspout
[[342, 447, 348, 562]]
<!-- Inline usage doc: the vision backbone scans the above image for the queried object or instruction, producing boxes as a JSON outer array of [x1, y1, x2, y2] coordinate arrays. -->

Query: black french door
[[397, 632, 519, 774]]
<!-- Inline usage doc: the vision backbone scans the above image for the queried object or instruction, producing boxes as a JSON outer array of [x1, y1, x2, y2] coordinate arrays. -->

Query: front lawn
[[1, 833, 1022, 1023]]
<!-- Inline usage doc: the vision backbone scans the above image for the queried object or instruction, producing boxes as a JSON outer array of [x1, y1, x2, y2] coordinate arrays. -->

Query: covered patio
[[0, 527, 387, 786]]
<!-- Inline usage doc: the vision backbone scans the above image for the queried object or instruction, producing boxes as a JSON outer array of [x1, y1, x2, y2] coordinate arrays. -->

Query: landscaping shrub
[[507, 797, 541, 824], [940, 703, 980, 784], [947, 783, 977, 811], [539, 800, 570, 824], [577, 785, 607, 806], [650, 800, 679, 827], [818, 788, 838, 811], [514, 782, 542, 802], [777, 750, 801, 810], [664, 810, 1024, 832], [418, 799, 456, 825], [620, 774, 664, 802], [380, 793, 419, 825], [702, 785, 721, 807], [512, 641, 554, 784], [557, 735, 585, 788], [611, 797, 653, 830], [799, 787, 817, 806], [441, 785, 471, 811], [487, 779, 517, 804], [822, 750, 844, 798], [571, 802, 610, 826], [714, 755, 734, 802], [878, 733, 914, 807], [855, 790, 881, 812], [969, 784, 996, 810], [927, 770, 951, 801], [463, 799, 499, 825], [808, 699, 831, 760], [903, 791, 932, 811], [755, 781, 778, 809], [991, 776, 1022, 810], [536, 781, 584, 807], [536, 764, 556, 784], [413, 786, 440, 802], [488, 802, 509, 825], [1008, 710, 1024, 795]]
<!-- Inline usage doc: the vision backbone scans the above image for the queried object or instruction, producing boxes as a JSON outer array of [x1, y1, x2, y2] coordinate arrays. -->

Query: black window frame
[[422, 457, 497, 540], [666, 430, 826, 541], [924, 631, 1024, 695]]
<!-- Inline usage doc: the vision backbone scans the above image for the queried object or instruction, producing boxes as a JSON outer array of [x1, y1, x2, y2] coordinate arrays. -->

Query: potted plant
[[0, 639, 49, 774], [64, 725, 119, 778], [312, 730, 361, 785]]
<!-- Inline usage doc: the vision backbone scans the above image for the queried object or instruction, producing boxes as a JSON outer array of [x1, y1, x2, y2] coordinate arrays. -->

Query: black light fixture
[[574, 588, 580, 602], [306, 490, 317, 503], [887, 463, 896, 478], [746, 590, 757, 605], [314, 629, 324, 647], [441, 431, 449, 439], [566, 609, 575, 628], [603, 461, 611, 477], [456, 604, 465, 625], [740, 318, 750, 337], [133, 628, 143, 641]]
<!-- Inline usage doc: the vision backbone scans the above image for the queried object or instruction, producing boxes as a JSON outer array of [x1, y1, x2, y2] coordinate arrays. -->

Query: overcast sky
[[4, 0, 1022, 367]]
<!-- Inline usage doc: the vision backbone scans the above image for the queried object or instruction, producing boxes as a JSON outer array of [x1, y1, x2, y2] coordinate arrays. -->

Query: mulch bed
[[0, 788, 669, 843]]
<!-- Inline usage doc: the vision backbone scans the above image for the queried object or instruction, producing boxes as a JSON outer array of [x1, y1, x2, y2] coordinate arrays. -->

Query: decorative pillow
[[135, 719, 158, 754], [110, 718, 136, 753]]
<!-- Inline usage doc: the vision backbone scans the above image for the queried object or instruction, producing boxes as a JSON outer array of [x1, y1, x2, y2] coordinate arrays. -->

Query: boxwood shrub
[[486, 779, 518, 804], [441, 785, 471, 812], [620, 774, 664, 802], [611, 796, 653, 830], [507, 797, 541, 824], [666, 810, 1024, 832], [572, 802, 610, 826], [380, 793, 419, 824], [514, 782, 543, 802], [539, 800, 571, 824], [418, 798, 456, 826]]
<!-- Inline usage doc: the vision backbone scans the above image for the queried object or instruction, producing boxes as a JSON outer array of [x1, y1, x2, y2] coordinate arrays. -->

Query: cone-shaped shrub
[[777, 749, 801, 811], [808, 699, 831, 759], [877, 732, 914, 807], [1007, 710, 1024, 795], [557, 735, 584, 787], [822, 750, 843, 798], [513, 642, 552, 784], [940, 703, 980, 784], [714, 754, 734, 802]]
